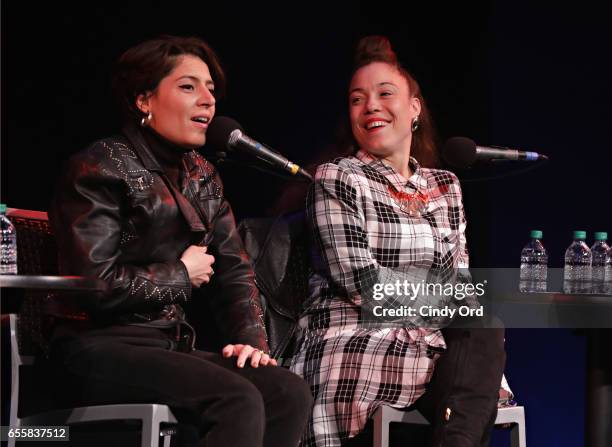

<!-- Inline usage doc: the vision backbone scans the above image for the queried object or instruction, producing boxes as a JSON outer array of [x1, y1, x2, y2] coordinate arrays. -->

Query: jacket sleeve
[[50, 144, 192, 314], [205, 172, 269, 352]]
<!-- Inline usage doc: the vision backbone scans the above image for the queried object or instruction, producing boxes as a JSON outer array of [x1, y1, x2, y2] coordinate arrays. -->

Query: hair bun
[[354, 35, 398, 67], [349, 35, 439, 168]]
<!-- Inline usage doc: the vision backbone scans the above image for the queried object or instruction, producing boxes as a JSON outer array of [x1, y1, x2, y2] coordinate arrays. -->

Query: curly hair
[[111, 35, 225, 125]]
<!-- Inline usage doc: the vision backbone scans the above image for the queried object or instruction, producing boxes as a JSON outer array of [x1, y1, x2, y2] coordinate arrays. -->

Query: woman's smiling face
[[349, 61, 421, 157]]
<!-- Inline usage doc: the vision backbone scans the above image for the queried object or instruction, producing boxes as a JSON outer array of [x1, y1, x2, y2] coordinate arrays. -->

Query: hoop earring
[[141, 112, 152, 127], [411, 116, 420, 132]]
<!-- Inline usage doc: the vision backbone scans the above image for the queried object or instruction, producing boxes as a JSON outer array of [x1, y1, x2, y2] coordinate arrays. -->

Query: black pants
[[49, 325, 313, 447], [413, 317, 506, 447], [345, 318, 505, 447]]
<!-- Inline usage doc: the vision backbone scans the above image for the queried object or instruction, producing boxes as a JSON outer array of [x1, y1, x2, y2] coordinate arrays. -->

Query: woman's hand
[[222, 344, 278, 368], [180, 245, 215, 287]]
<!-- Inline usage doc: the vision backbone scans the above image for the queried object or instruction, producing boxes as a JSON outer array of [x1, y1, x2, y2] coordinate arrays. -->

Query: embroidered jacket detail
[[130, 278, 188, 302]]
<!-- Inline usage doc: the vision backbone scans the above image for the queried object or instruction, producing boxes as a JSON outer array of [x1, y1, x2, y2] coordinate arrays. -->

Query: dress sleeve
[[445, 172, 480, 309], [447, 172, 469, 269], [307, 162, 436, 326]]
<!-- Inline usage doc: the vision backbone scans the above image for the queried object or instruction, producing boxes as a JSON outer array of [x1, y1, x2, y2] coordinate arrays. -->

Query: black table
[[0, 274, 107, 291], [467, 267, 612, 328], [0, 274, 108, 428], [490, 290, 611, 446], [488, 291, 612, 329], [0, 274, 107, 315]]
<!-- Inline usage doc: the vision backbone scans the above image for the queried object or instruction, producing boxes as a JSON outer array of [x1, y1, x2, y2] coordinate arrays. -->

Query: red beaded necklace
[[388, 185, 429, 216]]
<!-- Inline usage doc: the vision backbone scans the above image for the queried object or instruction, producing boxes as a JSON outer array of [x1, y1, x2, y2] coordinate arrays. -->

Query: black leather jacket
[[49, 124, 268, 351]]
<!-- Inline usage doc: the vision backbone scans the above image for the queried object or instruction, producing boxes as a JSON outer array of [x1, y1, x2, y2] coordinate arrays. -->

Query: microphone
[[206, 116, 313, 181], [442, 137, 549, 168]]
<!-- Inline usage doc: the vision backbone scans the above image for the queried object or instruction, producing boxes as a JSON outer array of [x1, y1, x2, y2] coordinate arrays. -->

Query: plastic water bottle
[[563, 231, 592, 294], [591, 232, 611, 294], [519, 230, 548, 292], [607, 247, 612, 294], [0, 204, 18, 274]]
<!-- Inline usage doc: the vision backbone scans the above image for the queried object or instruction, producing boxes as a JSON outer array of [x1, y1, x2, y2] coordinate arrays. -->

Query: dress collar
[[355, 149, 428, 192]]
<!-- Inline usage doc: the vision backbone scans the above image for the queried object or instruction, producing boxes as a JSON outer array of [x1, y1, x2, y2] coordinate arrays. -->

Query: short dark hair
[[111, 35, 225, 124], [350, 35, 439, 168]]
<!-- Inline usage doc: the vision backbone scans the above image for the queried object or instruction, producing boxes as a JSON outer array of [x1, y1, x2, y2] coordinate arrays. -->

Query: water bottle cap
[[530, 230, 543, 239], [594, 232, 608, 241], [573, 230, 587, 240], [0, 204, 6, 213]]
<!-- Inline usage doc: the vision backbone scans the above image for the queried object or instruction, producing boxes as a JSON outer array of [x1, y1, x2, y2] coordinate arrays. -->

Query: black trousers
[[345, 318, 505, 447], [49, 325, 313, 447], [413, 317, 506, 447]]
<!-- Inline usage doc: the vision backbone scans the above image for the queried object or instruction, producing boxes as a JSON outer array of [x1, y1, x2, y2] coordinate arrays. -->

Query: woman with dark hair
[[290, 36, 506, 446], [49, 35, 312, 446]]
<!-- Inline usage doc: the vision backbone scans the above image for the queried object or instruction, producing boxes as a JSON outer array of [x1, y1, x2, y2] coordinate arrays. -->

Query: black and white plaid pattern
[[290, 151, 469, 446]]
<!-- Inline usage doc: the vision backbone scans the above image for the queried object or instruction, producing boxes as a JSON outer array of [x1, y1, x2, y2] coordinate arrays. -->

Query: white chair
[[6, 312, 178, 447], [373, 404, 526, 447], [3, 209, 179, 447]]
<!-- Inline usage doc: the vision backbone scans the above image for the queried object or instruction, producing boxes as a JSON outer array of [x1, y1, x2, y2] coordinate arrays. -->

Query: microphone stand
[[210, 152, 313, 183], [447, 158, 549, 183]]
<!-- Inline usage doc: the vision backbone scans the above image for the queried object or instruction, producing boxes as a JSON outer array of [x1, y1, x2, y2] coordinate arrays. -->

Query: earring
[[140, 112, 152, 127], [411, 116, 420, 132]]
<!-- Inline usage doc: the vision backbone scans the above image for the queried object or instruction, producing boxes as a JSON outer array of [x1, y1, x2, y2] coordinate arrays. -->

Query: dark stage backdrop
[[2, 2, 610, 446]]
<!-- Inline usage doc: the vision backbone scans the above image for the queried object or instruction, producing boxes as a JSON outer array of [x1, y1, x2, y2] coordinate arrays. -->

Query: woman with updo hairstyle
[[290, 35, 507, 446], [48, 35, 312, 446]]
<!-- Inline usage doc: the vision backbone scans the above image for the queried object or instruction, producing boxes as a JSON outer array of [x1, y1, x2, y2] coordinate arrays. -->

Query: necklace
[[388, 185, 429, 217]]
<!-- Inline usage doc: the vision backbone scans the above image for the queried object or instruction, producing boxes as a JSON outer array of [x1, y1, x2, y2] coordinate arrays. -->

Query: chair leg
[[373, 408, 389, 447], [509, 416, 526, 447], [162, 433, 172, 447], [150, 404, 178, 447], [141, 415, 157, 447]]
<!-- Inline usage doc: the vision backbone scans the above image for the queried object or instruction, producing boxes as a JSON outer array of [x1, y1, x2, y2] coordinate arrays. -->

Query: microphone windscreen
[[442, 137, 477, 168], [206, 116, 243, 150]]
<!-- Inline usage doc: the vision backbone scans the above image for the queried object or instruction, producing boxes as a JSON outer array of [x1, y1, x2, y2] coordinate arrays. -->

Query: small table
[[0, 275, 107, 314], [0, 274, 108, 427], [0, 275, 107, 292], [487, 289, 611, 446]]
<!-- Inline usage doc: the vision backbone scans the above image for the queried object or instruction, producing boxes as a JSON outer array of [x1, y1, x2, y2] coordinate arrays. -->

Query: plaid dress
[[290, 150, 470, 446]]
